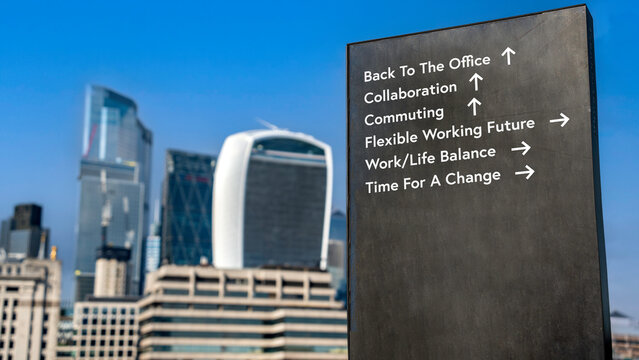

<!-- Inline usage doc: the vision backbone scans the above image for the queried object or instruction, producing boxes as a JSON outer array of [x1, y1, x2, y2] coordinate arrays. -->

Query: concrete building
[[56, 304, 76, 360], [161, 149, 216, 266], [213, 129, 333, 270], [0, 258, 61, 360], [138, 265, 347, 360], [94, 245, 131, 297], [71, 296, 140, 359], [611, 311, 639, 359], [75, 85, 153, 300]]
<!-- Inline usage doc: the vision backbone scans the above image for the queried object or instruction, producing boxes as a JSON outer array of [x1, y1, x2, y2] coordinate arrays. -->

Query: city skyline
[[1, 0, 638, 318]]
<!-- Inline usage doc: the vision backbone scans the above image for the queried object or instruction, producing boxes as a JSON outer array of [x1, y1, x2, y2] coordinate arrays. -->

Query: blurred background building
[[74, 85, 153, 301], [94, 244, 132, 297], [161, 149, 216, 266], [0, 203, 49, 261], [0, 257, 61, 360], [611, 310, 639, 359], [213, 129, 333, 270], [70, 296, 140, 360], [327, 210, 347, 305], [138, 265, 346, 359], [144, 203, 162, 276]]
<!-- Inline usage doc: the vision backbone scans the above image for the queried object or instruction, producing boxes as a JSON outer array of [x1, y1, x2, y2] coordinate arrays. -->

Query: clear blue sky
[[0, 0, 637, 314]]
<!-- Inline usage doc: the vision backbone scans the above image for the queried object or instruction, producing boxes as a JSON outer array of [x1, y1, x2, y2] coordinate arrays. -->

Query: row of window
[[80, 307, 136, 316], [141, 302, 335, 313], [139, 316, 346, 327], [80, 318, 136, 326], [140, 344, 346, 354], [142, 330, 347, 339], [77, 339, 135, 347], [1, 300, 17, 308], [158, 275, 331, 289], [79, 329, 136, 337], [77, 349, 134, 358]]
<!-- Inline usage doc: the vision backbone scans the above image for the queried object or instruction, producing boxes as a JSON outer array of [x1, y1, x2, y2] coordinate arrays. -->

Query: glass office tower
[[74, 85, 152, 301], [328, 210, 347, 292], [213, 129, 333, 270], [161, 149, 216, 265]]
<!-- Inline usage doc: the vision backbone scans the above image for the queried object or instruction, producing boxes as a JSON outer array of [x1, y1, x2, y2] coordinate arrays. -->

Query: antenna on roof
[[256, 117, 281, 130]]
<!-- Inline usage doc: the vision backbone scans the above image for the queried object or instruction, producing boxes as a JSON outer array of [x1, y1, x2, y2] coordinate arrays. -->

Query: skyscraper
[[161, 149, 216, 265], [0, 203, 50, 260], [144, 201, 161, 275], [74, 85, 152, 301], [327, 209, 347, 291], [213, 129, 332, 269]]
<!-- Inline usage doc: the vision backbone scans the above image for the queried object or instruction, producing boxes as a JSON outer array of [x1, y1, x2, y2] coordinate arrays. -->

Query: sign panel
[[347, 5, 610, 359]]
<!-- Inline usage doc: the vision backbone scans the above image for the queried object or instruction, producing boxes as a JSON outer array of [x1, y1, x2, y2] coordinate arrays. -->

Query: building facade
[[611, 311, 639, 359], [213, 129, 333, 270], [71, 297, 140, 360], [0, 258, 61, 360], [75, 85, 152, 301], [94, 245, 132, 297], [161, 150, 216, 266], [139, 265, 347, 359]]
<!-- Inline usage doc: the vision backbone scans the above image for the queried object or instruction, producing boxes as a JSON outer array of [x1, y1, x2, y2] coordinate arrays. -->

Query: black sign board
[[347, 5, 610, 359]]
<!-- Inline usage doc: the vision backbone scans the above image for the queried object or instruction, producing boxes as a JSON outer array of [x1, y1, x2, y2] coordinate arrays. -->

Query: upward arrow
[[467, 98, 481, 117], [469, 73, 483, 91], [501, 47, 516, 65]]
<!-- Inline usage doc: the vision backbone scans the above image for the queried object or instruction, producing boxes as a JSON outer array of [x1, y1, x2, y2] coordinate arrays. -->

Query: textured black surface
[[347, 5, 611, 359]]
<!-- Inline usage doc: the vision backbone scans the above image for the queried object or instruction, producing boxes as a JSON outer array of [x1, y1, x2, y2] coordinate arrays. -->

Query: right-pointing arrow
[[511, 141, 531, 156], [549, 113, 570, 127], [467, 98, 481, 116], [515, 165, 535, 180]]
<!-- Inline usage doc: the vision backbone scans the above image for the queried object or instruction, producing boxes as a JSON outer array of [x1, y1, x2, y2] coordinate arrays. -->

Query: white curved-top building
[[213, 129, 333, 270]]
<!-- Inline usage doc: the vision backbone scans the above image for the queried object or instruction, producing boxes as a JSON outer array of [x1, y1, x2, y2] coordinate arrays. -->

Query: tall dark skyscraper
[[74, 85, 152, 301], [161, 149, 216, 265], [213, 129, 333, 270], [0, 203, 49, 260]]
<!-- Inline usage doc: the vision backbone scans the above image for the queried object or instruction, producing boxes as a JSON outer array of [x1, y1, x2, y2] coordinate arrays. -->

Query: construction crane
[[122, 196, 134, 249]]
